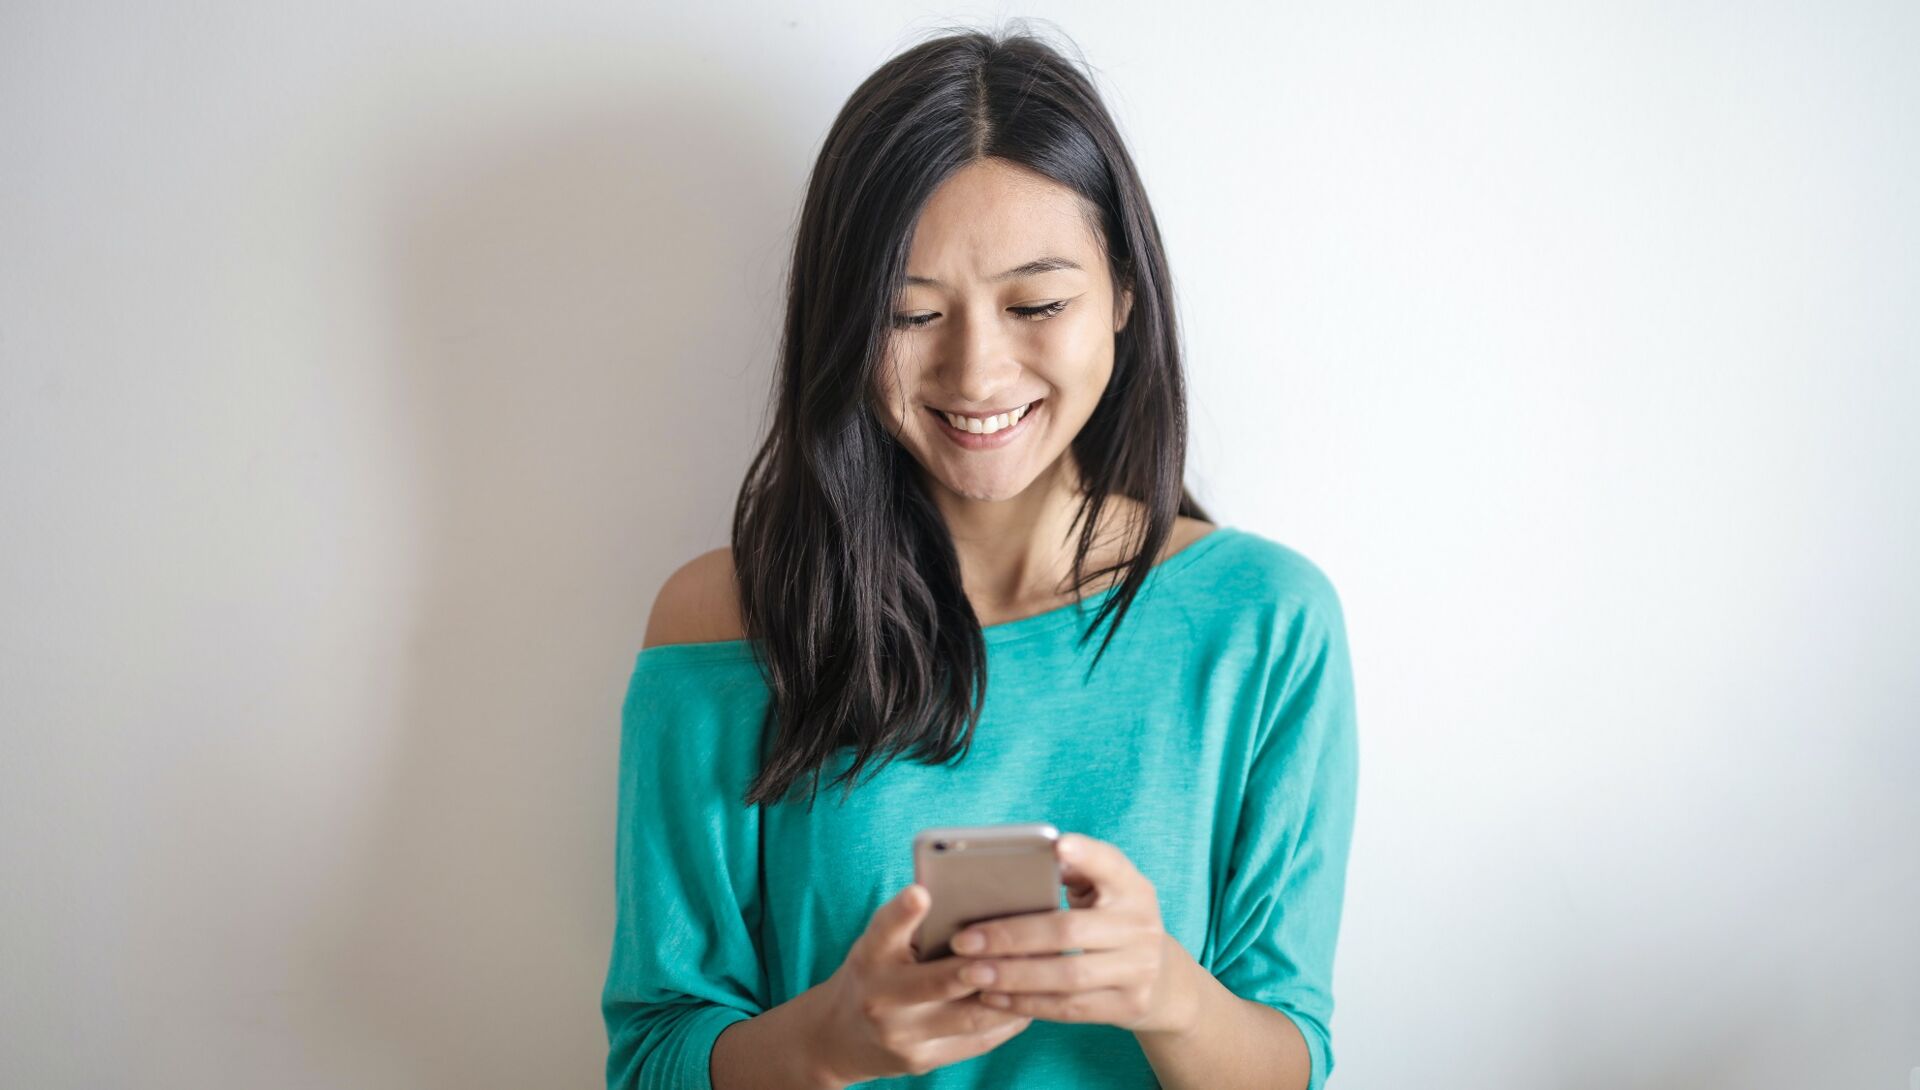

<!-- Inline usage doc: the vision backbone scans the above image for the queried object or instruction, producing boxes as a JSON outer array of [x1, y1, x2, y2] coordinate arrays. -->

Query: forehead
[[905, 158, 1103, 276]]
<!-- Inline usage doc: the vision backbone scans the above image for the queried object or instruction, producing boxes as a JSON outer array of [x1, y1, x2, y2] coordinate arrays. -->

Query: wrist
[[1133, 933, 1203, 1040], [709, 984, 848, 1090], [789, 980, 851, 1090]]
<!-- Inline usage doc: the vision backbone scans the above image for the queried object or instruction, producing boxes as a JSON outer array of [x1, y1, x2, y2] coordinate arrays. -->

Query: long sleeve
[[1208, 565, 1360, 1090], [602, 650, 772, 1090]]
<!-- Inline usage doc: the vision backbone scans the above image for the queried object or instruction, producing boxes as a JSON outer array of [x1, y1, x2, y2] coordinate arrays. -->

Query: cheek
[[870, 358, 922, 429], [1041, 317, 1115, 391], [1057, 300, 1114, 351], [877, 338, 920, 390], [871, 347, 903, 399]]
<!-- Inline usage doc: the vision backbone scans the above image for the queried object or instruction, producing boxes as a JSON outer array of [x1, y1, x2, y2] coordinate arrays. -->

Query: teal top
[[602, 526, 1359, 1090]]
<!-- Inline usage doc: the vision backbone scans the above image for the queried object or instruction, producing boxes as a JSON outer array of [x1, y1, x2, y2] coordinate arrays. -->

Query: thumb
[[861, 882, 929, 961]]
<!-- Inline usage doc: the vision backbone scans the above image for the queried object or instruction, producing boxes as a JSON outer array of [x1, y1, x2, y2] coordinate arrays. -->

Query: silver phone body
[[911, 822, 1063, 962]]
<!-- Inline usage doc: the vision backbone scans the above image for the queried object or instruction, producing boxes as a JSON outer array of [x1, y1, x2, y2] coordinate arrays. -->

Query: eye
[[1011, 300, 1070, 321], [890, 300, 1070, 329]]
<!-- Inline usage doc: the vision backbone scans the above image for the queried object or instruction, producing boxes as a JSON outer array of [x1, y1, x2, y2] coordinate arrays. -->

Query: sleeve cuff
[[651, 1003, 757, 1090], [1269, 1002, 1332, 1090]]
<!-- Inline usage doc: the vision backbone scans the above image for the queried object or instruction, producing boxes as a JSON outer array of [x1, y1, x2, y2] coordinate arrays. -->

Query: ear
[[1114, 283, 1134, 333]]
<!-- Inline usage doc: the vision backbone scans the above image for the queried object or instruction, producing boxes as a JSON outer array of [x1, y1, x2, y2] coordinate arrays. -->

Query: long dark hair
[[731, 24, 1210, 808]]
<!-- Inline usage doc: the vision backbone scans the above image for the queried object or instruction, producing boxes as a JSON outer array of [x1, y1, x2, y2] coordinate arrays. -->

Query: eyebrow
[[904, 256, 1084, 288]]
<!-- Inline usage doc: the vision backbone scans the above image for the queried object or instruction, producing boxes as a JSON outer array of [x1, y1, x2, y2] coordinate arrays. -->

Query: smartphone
[[910, 822, 1064, 962]]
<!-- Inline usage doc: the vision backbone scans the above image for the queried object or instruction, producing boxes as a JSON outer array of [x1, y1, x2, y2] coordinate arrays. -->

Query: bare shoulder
[[1104, 495, 1216, 562], [1165, 515, 1219, 559], [1078, 509, 1218, 595], [643, 546, 748, 648]]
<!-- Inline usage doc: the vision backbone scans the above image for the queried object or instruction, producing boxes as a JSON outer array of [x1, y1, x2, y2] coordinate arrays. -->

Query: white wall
[[4, 3, 1915, 1087]]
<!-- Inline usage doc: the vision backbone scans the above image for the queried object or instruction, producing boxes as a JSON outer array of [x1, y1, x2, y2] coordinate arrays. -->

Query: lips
[[924, 397, 1043, 449], [929, 401, 1036, 419], [926, 398, 1041, 434]]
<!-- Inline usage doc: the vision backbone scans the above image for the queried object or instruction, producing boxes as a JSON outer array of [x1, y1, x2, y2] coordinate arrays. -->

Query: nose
[[937, 305, 1024, 407]]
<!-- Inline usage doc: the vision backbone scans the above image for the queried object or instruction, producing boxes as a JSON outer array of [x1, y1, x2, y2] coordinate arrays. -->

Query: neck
[[923, 452, 1141, 614]]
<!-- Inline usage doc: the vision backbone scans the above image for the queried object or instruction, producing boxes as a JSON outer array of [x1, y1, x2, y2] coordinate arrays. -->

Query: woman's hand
[[951, 832, 1196, 1036], [803, 882, 1034, 1088]]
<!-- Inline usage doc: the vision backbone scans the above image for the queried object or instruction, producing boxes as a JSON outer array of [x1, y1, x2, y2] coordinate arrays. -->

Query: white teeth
[[941, 402, 1031, 435]]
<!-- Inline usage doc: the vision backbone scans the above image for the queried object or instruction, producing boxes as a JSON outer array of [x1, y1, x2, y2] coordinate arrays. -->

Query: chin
[[945, 482, 1022, 503], [928, 465, 1045, 503]]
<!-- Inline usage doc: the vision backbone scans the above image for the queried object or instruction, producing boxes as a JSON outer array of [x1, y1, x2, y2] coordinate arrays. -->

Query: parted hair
[[730, 23, 1209, 808]]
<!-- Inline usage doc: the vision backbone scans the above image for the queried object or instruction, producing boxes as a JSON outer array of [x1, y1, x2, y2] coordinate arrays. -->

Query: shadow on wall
[[290, 81, 798, 1084]]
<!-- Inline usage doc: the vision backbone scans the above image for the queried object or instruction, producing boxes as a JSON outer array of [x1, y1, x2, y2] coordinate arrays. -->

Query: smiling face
[[870, 157, 1133, 505]]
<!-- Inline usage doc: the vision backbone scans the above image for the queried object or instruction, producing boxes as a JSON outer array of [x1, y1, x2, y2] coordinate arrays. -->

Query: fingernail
[[962, 963, 995, 985], [983, 993, 1010, 1008], [953, 930, 983, 953]]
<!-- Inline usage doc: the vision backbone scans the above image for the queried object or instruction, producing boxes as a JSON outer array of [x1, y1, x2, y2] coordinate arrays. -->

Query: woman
[[602, 26, 1358, 1090]]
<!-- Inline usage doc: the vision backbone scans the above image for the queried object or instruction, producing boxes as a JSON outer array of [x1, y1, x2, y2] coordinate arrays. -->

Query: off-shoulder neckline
[[634, 525, 1246, 668]]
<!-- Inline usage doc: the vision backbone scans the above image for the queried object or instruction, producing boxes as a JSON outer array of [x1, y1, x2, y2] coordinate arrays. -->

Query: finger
[[1055, 834, 1140, 903], [913, 1011, 1034, 1070], [954, 905, 1137, 958], [887, 955, 1000, 1006], [856, 882, 930, 964], [978, 987, 1131, 1023], [916, 999, 1034, 1047], [958, 948, 1148, 994]]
